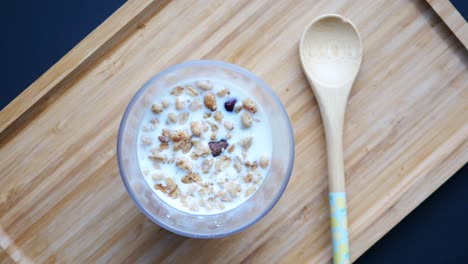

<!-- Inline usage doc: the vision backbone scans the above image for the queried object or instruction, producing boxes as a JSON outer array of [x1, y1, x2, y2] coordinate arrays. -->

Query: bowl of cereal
[[117, 60, 294, 238]]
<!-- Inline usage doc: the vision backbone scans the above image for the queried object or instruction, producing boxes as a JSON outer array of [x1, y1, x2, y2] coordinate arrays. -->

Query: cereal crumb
[[260, 155, 269, 169], [189, 203, 200, 212], [243, 173, 253, 183], [215, 156, 231, 172], [150, 118, 159, 125], [224, 121, 234, 130], [159, 142, 169, 150], [151, 103, 163, 114], [210, 131, 217, 140], [185, 85, 198, 96], [242, 98, 258, 113], [196, 80, 213, 91], [234, 105, 243, 113], [162, 129, 171, 138], [226, 181, 241, 198], [175, 98, 185, 110], [245, 186, 256, 197], [241, 112, 253, 128], [171, 86, 184, 96], [152, 173, 164, 181], [190, 121, 203, 136], [148, 150, 167, 162], [214, 111, 223, 122], [201, 158, 214, 174], [217, 88, 230, 97], [162, 100, 170, 108], [189, 99, 203, 111], [192, 141, 211, 157], [176, 157, 193, 171], [233, 160, 242, 173], [203, 112, 212, 118], [181, 172, 201, 184], [204, 92, 217, 111], [228, 145, 235, 153], [179, 112, 190, 124], [142, 125, 150, 132], [143, 169, 149, 176], [168, 113, 177, 123], [238, 136, 253, 150], [226, 132, 232, 139], [142, 136, 152, 145]]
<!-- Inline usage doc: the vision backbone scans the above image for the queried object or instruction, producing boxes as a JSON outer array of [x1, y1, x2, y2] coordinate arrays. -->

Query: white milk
[[137, 79, 272, 215]]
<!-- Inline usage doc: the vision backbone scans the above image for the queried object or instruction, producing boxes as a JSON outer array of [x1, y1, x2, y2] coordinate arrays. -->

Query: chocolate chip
[[224, 98, 237, 112], [208, 139, 229, 157]]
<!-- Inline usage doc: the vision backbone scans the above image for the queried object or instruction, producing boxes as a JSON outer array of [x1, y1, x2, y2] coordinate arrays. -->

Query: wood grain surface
[[427, 0, 468, 48], [1, 0, 467, 263]]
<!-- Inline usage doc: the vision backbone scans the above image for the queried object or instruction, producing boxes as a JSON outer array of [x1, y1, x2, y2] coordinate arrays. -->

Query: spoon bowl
[[301, 14, 362, 88], [300, 14, 362, 264]]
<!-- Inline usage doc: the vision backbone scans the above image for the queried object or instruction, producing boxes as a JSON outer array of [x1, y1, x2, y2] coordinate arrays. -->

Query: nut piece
[[196, 80, 213, 91], [171, 86, 184, 96], [241, 112, 253, 128], [181, 172, 201, 184], [224, 121, 234, 130], [189, 98, 203, 111], [162, 100, 170, 108], [242, 98, 258, 113], [204, 92, 217, 111], [217, 88, 229, 97], [152, 103, 163, 114], [141, 136, 152, 145], [260, 155, 270, 169], [201, 158, 214, 174], [179, 112, 190, 124], [214, 111, 223, 122], [185, 85, 198, 96], [176, 157, 193, 171], [190, 121, 203, 136], [152, 173, 164, 181], [175, 98, 185, 110], [208, 139, 228, 157], [168, 113, 177, 124]]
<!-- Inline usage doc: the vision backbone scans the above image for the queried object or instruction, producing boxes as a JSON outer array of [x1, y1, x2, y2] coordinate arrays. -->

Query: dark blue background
[[2, 1, 467, 263]]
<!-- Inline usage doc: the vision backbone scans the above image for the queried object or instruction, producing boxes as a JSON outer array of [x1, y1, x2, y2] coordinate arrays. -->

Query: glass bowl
[[117, 60, 294, 238]]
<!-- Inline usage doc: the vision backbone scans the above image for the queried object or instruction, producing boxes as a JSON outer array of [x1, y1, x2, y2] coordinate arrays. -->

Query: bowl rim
[[117, 60, 295, 238]]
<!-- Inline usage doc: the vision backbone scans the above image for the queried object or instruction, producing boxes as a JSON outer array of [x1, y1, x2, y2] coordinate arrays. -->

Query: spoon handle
[[330, 192, 350, 264], [317, 87, 351, 264]]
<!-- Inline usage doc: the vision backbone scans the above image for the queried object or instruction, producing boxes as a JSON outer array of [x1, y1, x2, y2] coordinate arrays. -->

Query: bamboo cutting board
[[1, 0, 467, 263]]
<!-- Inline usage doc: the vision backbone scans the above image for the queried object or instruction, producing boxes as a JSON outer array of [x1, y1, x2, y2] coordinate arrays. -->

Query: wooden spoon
[[300, 14, 362, 264]]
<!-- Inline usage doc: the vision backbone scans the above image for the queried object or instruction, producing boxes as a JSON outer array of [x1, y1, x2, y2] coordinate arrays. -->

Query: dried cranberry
[[208, 139, 229, 157], [224, 98, 237, 112]]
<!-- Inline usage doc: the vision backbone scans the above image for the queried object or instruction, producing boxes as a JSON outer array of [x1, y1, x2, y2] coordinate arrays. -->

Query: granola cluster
[[139, 80, 271, 213]]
